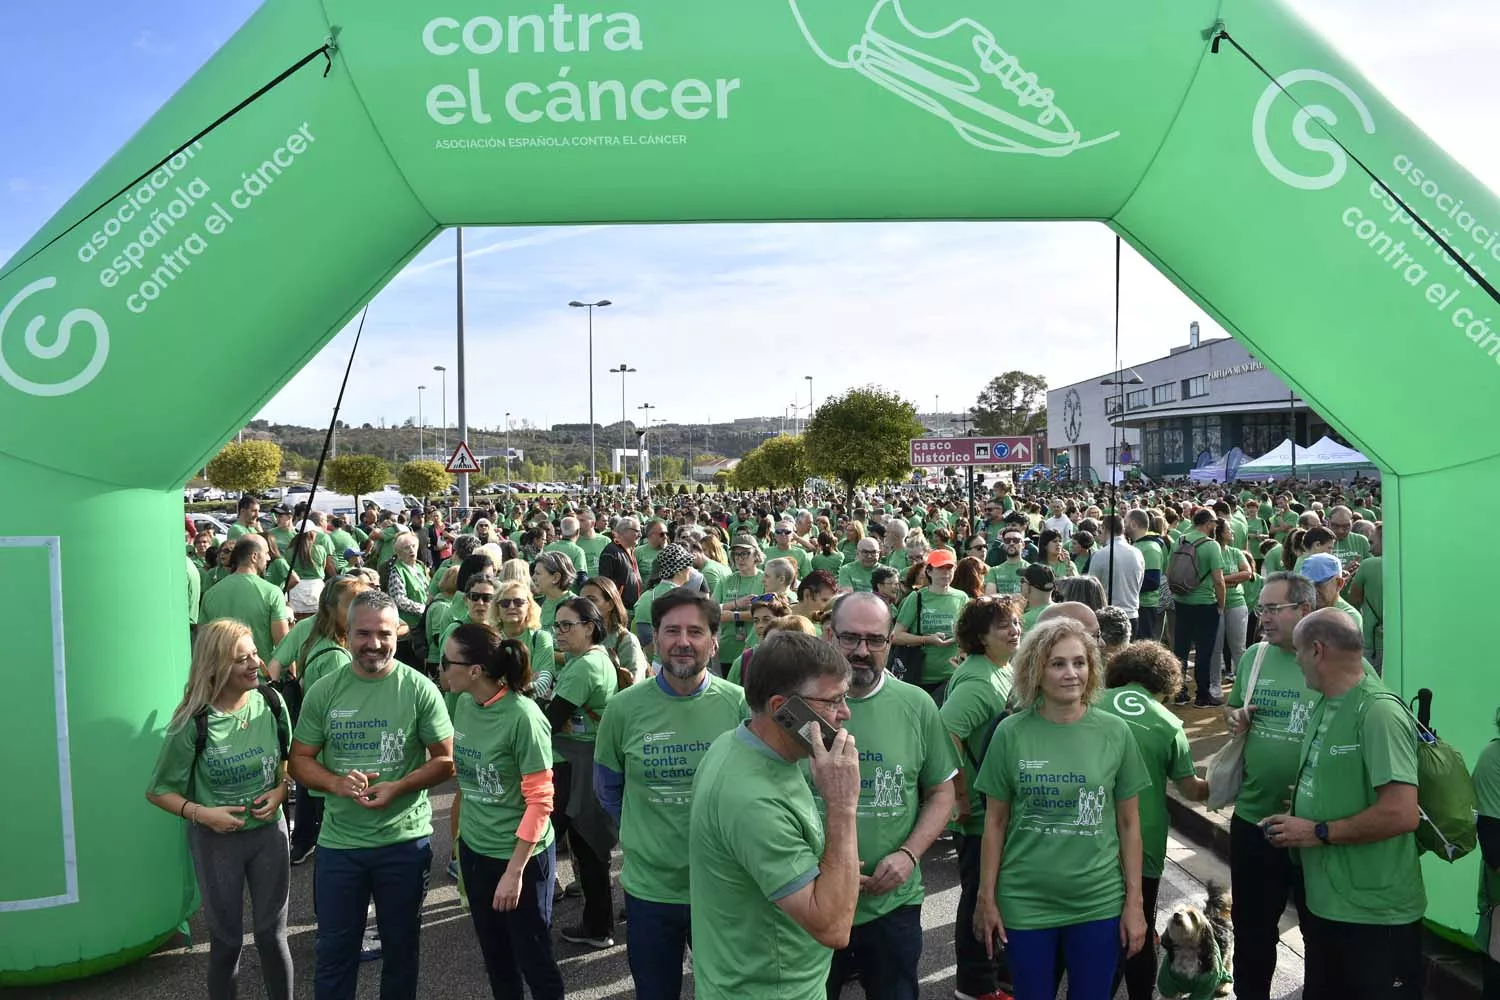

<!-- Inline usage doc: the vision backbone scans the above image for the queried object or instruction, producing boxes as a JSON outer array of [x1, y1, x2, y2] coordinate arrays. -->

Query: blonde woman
[[146, 620, 294, 1000], [488, 579, 558, 698], [386, 532, 429, 667], [971, 617, 1150, 1000], [838, 520, 866, 564]]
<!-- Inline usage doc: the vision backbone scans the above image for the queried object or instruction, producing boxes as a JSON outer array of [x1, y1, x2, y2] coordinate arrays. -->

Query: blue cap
[[343, 547, 363, 561], [1301, 552, 1343, 583]]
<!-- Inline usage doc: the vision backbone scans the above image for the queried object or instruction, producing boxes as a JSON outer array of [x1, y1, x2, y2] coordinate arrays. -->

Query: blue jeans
[[1006, 916, 1120, 1000], [460, 840, 564, 1000], [624, 893, 692, 1000], [827, 904, 923, 1000], [313, 837, 432, 1000]]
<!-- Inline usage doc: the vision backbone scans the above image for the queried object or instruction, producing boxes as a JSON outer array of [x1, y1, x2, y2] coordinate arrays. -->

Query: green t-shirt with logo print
[[452, 688, 555, 861], [972, 707, 1151, 930], [1228, 642, 1316, 824], [148, 689, 292, 832], [1099, 683, 1196, 879], [940, 654, 1014, 837], [293, 661, 453, 850], [713, 572, 763, 667], [895, 588, 969, 687], [984, 560, 1028, 595], [804, 674, 958, 925], [595, 673, 749, 904], [1293, 677, 1425, 924]]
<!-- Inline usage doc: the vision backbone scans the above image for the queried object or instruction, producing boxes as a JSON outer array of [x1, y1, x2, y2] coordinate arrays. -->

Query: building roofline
[[1049, 337, 1236, 394]]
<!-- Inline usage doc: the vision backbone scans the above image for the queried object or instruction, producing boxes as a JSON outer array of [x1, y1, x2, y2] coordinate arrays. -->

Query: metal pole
[[1289, 390, 1297, 481], [587, 305, 596, 487], [417, 386, 425, 458], [456, 228, 470, 506], [504, 411, 511, 483], [806, 375, 814, 429]]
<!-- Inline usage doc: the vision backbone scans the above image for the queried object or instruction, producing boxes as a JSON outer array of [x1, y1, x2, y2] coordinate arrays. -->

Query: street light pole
[[434, 365, 447, 458], [456, 227, 470, 506], [417, 385, 426, 459], [504, 411, 512, 483], [805, 375, 814, 431], [569, 299, 613, 487], [638, 403, 656, 485], [610, 362, 636, 482]]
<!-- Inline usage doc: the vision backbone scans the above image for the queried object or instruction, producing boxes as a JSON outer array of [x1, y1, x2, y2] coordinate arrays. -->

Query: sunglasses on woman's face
[[467, 592, 495, 603], [495, 597, 527, 609]]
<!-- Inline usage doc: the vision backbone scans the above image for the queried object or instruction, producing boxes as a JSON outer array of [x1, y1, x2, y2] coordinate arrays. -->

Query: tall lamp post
[[433, 365, 447, 458], [638, 402, 656, 488], [504, 411, 512, 483], [1099, 369, 1144, 606], [417, 385, 426, 459], [610, 362, 636, 481], [804, 375, 814, 430], [569, 298, 612, 487]]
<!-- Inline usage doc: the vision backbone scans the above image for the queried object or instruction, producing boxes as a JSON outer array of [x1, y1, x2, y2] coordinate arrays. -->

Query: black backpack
[[190, 684, 291, 795], [1166, 536, 1212, 596]]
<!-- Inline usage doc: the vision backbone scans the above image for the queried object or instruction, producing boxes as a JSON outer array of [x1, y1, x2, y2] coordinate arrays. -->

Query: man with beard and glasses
[[983, 527, 1029, 596], [818, 592, 958, 1000], [290, 590, 455, 1000], [593, 588, 749, 999]]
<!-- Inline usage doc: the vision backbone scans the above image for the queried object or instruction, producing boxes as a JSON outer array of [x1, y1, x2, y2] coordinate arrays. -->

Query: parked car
[[187, 513, 232, 538]]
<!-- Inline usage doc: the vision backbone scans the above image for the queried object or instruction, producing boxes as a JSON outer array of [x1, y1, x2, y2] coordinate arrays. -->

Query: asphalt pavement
[[12, 782, 1307, 999]]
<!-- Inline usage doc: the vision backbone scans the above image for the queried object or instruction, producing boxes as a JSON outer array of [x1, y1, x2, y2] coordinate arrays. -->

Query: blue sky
[[5, 1, 1499, 434]]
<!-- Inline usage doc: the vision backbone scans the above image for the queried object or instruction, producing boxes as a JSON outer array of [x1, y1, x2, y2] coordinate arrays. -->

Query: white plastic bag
[[1205, 642, 1268, 810]]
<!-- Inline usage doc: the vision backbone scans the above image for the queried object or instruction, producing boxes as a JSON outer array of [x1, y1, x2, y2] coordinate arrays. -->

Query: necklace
[[218, 698, 252, 729]]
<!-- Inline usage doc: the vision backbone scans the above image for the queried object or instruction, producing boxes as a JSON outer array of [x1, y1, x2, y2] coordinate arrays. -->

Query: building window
[[1105, 396, 1122, 416], [1152, 383, 1176, 405], [1162, 427, 1184, 464], [1242, 412, 1289, 457], [1144, 426, 1162, 469], [1126, 389, 1149, 410], [1191, 415, 1222, 458], [1183, 375, 1209, 399]]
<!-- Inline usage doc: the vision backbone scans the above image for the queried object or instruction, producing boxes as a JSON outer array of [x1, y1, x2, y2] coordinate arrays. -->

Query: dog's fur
[[1159, 881, 1234, 998]]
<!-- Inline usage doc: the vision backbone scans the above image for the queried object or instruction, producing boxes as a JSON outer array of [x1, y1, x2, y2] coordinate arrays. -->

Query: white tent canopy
[[1236, 436, 1378, 479]]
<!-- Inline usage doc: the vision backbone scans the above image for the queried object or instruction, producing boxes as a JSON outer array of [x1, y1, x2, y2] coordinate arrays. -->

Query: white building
[[1047, 324, 1342, 482]]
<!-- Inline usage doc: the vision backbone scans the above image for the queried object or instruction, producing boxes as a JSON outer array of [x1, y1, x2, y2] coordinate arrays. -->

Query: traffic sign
[[445, 441, 481, 473], [909, 436, 1035, 467]]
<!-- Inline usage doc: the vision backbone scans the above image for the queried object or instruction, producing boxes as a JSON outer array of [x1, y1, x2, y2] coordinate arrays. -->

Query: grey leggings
[[187, 815, 293, 1000]]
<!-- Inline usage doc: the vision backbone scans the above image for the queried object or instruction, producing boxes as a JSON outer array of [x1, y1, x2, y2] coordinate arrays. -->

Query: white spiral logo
[[1112, 689, 1149, 717], [1252, 69, 1375, 191], [0, 277, 110, 397]]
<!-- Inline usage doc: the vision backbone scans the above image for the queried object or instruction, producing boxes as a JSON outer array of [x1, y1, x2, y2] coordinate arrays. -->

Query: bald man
[[1260, 609, 1424, 1000]]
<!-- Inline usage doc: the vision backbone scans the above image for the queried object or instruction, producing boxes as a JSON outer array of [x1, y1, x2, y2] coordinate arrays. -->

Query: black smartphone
[[773, 695, 839, 753]]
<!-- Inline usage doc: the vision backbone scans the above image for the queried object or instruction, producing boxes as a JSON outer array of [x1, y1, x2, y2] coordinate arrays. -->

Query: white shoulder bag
[[1204, 641, 1270, 811]]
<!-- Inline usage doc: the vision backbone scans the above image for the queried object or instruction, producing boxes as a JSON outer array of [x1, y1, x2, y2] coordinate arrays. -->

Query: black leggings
[[551, 759, 614, 936]]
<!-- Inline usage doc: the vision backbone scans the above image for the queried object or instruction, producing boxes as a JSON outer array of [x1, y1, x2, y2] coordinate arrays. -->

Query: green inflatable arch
[[2, 0, 1496, 981]]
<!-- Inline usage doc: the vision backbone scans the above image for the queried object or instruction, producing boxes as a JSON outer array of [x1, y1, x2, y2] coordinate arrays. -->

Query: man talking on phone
[[689, 630, 864, 999], [820, 592, 958, 1000]]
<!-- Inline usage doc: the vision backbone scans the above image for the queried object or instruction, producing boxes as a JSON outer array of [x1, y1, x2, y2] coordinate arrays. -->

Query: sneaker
[[446, 857, 460, 880], [359, 927, 382, 962], [1172, 691, 1192, 706], [955, 990, 1013, 1000], [289, 842, 316, 866], [1196, 695, 1225, 707], [563, 880, 583, 898], [553, 880, 565, 903], [560, 925, 614, 950]]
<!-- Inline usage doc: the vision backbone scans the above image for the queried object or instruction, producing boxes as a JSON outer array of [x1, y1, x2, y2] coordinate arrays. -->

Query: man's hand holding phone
[[809, 727, 861, 814]]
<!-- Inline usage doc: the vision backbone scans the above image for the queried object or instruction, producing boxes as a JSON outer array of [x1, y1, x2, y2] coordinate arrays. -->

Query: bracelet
[[179, 799, 191, 818], [897, 846, 919, 868]]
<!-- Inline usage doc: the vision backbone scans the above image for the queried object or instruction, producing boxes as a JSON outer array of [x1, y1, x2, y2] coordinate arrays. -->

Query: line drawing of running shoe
[[787, 0, 1121, 156]]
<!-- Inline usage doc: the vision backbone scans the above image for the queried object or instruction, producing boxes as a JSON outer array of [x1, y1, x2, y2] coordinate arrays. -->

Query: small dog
[[1157, 881, 1234, 999]]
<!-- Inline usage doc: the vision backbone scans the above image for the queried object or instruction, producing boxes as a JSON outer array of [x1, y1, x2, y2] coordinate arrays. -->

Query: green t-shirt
[[1293, 677, 1426, 924], [226, 521, 260, 541], [504, 627, 557, 701], [328, 528, 359, 572], [1021, 603, 1046, 631], [886, 549, 910, 572], [290, 533, 335, 579], [941, 654, 1014, 836], [265, 557, 292, 589], [836, 561, 887, 593], [1229, 513, 1249, 551], [1352, 556, 1384, 652], [293, 662, 453, 849], [1332, 596, 1364, 634], [633, 578, 678, 627], [635, 543, 664, 583], [200, 572, 293, 663], [689, 725, 829, 1000], [1099, 684, 1196, 878], [1221, 546, 1247, 609], [713, 572, 763, 667], [538, 592, 568, 634], [147, 689, 291, 831], [1227, 642, 1316, 824], [972, 707, 1151, 930], [1047, 557, 1074, 581], [577, 534, 610, 576], [699, 557, 729, 593], [1175, 531, 1223, 606], [299, 636, 352, 692], [545, 538, 588, 579], [766, 544, 811, 579], [187, 554, 202, 625], [270, 614, 316, 669], [1473, 738, 1500, 948], [452, 688, 555, 860], [1332, 530, 1371, 570], [595, 673, 749, 904], [806, 674, 957, 925], [1135, 536, 1167, 609], [552, 647, 618, 743], [811, 552, 844, 575], [984, 560, 1027, 595], [895, 588, 969, 686]]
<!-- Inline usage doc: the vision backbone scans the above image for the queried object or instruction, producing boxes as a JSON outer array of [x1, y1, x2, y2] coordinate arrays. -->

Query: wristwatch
[[1314, 821, 1331, 845]]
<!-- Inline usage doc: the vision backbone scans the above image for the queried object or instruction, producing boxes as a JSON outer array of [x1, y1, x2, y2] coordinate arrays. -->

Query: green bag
[[1382, 695, 1478, 862]]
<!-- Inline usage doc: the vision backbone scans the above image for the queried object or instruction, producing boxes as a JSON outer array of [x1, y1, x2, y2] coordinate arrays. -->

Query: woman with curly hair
[[972, 618, 1151, 1000], [1098, 641, 1210, 1000]]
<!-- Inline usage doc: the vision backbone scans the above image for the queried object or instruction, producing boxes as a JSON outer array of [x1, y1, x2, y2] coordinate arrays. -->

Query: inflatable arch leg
[[2, 0, 1496, 980]]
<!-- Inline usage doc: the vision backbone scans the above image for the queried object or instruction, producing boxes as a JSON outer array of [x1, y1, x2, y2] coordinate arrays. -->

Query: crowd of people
[[157, 474, 1500, 1000]]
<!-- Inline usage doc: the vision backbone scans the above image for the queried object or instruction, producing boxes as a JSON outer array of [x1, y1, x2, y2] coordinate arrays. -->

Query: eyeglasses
[[750, 593, 781, 605], [1257, 601, 1301, 614], [553, 619, 583, 632], [441, 656, 477, 669], [775, 529, 792, 535], [466, 592, 495, 603], [798, 692, 849, 708], [834, 632, 890, 651], [495, 598, 527, 609]]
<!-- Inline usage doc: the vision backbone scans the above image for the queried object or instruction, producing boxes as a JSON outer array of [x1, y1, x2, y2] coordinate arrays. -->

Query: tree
[[206, 440, 282, 495], [468, 471, 492, 490], [733, 435, 811, 499], [805, 387, 925, 510], [656, 455, 685, 483], [398, 460, 452, 500], [971, 371, 1048, 435], [327, 454, 390, 510]]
